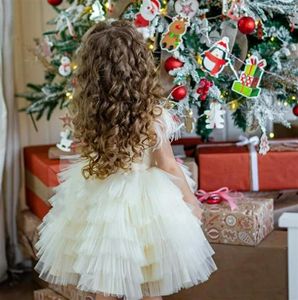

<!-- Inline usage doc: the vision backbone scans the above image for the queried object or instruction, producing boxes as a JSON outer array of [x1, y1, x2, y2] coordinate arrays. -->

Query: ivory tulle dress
[[34, 107, 217, 300]]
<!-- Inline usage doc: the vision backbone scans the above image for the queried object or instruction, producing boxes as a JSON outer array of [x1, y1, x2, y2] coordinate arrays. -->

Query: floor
[[0, 271, 37, 300]]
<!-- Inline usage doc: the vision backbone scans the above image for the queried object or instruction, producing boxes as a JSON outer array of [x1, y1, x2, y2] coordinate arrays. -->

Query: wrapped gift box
[[172, 230, 287, 300], [18, 209, 41, 259], [244, 190, 298, 228], [34, 288, 67, 300], [197, 141, 298, 191], [172, 137, 202, 157], [24, 145, 69, 219], [49, 284, 96, 300], [201, 195, 274, 246]]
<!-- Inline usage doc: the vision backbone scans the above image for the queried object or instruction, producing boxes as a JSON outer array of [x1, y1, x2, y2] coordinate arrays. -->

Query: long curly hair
[[70, 20, 164, 179]]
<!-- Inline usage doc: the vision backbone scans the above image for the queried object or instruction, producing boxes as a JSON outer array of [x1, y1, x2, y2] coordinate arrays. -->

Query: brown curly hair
[[70, 20, 164, 179]]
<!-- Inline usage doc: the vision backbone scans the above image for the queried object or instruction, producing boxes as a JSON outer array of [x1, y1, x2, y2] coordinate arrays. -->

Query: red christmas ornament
[[171, 85, 187, 101], [257, 20, 264, 40], [47, 0, 63, 6], [196, 78, 213, 101], [206, 195, 223, 205], [238, 16, 256, 35], [293, 105, 298, 116], [164, 57, 184, 73]]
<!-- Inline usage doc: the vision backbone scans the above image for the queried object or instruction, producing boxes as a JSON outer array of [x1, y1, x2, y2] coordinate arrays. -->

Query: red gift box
[[172, 137, 202, 157], [197, 139, 298, 191], [24, 145, 69, 220]]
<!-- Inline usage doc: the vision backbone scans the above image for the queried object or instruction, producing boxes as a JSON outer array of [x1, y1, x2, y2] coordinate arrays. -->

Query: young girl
[[34, 20, 217, 300]]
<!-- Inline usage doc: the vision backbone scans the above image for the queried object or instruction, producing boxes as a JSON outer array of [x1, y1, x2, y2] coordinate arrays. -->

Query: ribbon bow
[[249, 56, 267, 68], [195, 187, 238, 211], [236, 135, 260, 147]]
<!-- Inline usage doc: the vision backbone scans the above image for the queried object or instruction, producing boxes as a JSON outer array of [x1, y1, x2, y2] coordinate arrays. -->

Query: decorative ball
[[47, 0, 63, 6], [171, 85, 187, 101], [206, 195, 223, 205], [293, 105, 298, 116], [164, 57, 184, 73], [238, 16, 256, 35]]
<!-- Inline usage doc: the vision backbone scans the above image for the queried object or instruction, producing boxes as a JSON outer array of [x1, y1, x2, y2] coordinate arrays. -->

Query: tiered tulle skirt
[[34, 160, 217, 300]]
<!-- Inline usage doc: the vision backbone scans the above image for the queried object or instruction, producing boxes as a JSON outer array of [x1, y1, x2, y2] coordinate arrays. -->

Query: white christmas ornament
[[201, 36, 230, 77], [58, 56, 72, 77], [56, 129, 73, 152], [204, 101, 225, 129], [175, 0, 199, 18], [90, 0, 105, 23]]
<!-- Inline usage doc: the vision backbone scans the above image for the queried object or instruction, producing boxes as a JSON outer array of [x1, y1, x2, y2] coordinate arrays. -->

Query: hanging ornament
[[134, 0, 160, 28], [47, 0, 63, 6], [289, 9, 298, 31], [204, 101, 225, 129], [259, 133, 270, 155], [160, 15, 190, 52], [201, 37, 230, 77], [238, 16, 256, 35], [293, 104, 298, 116], [171, 85, 187, 101], [183, 108, 195, 133], [59, 113, 72, 128], [226, 0, 245, 21], [90, 0, 105, 23], [257, 20, 264, 40], [175, 0, 199, 19], [228, 100, 240, 112], [58, 56, 72, 77], [56, 129, 73, 152], [196, 78, 213, 101], [232, 55, 266, 98], [164, 56, 184, 72]]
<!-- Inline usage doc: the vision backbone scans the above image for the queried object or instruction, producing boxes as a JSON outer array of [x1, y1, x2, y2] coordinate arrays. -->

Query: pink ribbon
[[195, 187, 239, 211], [175, 157, 184, 164]]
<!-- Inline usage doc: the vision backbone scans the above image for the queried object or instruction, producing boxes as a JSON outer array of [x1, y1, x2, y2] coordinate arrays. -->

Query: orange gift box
[[172, 137, 202, 157], [24, 145, 69, 220], [197, 141, 298, 192]]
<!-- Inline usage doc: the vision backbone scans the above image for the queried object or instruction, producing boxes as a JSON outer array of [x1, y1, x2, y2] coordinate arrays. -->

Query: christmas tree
[[18, 0, 298, 152]]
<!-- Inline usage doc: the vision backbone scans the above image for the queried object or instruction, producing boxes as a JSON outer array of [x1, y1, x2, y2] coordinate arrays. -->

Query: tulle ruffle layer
[[34, 160, 217, 300]]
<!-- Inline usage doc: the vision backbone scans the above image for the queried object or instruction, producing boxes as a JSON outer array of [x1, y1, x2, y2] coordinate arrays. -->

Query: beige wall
[[14, 0, 66, 148]]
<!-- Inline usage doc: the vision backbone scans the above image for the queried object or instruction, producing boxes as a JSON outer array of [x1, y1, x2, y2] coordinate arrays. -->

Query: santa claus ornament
[[175, 0, 199, 19], [201, 37, 230, 77], [134, 0, 160, 28]]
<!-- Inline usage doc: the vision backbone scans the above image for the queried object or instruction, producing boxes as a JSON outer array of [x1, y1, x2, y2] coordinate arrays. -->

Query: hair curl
[[70, 20, 164, 179]]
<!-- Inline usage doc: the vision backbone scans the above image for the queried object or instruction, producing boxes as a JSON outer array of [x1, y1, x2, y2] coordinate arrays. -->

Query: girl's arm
[[152, 137, 203, 220]]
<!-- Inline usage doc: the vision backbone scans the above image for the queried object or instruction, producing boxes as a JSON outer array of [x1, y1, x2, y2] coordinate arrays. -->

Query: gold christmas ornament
[[228, 100, 240, 111], [196, 54, 203, 65], [84, 6, 93, 14]]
